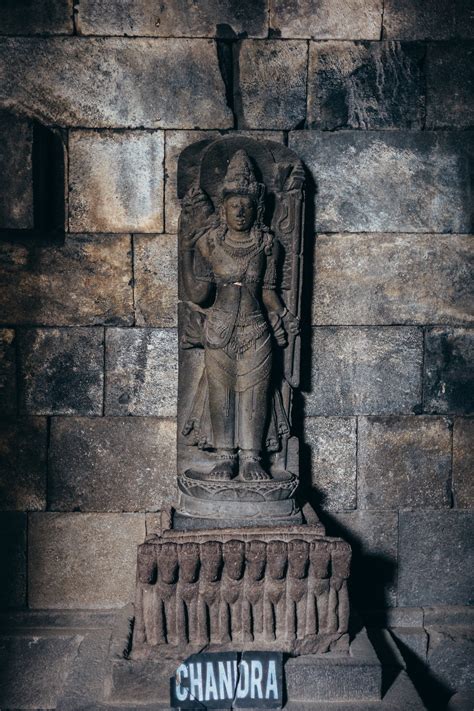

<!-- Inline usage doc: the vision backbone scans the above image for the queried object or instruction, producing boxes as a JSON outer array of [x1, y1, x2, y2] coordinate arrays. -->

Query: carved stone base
[[176, 469, 303, 527], [131, 521, 351, 659]]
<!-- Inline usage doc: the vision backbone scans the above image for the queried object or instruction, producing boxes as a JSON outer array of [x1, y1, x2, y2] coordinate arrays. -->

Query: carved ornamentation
[[132, 526, 351, 658]]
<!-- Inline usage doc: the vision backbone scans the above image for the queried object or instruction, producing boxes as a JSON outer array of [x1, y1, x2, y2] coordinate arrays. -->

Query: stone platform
[[0, 608, 429, 710]]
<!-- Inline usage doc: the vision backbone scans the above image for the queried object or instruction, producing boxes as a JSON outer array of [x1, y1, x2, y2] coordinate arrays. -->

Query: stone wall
[[0, 0, 472, 699]]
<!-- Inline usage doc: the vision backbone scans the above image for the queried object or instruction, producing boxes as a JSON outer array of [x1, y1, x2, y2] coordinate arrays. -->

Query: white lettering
[[175, 664, 188, 702], [250, 660, 263, 699], [189, 662, 203, 701], [236, 660, 250, 698], [265, 660, 278, 699], [218, 660, 234, 699], [205, 662, 219, 701]]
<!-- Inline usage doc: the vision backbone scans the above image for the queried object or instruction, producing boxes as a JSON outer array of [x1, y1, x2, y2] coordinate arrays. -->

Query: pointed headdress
[[222, 149, 263, 201]]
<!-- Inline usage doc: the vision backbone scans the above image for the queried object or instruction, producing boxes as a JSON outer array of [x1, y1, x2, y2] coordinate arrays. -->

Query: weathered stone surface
[[358, 416, 452, 509], [78, 0, 268, 37], [134, 234, 177, 327], [0, 111, 33, 229], [236, 40, 308, 129], [426, 627, 474, 694], [0, 329, 16, 416], [424, 328, 474, 415], [306, 327, 423, 415], [308, 41, 425, 129], [0, 417, 47, 511], [426, 43, 474, 129], [105, 328, 177, 416], [330, 511, 398, 607], [0, 513, 26, 607], [304, 416, 356, 510], [453, 418, 474, 508], [455, 0, 474, 38], [313, 233, 473, 326], [0, 0, 73, 35], [398, 511, 474, 606], [0, 633, 82, 710], [383, 0, 455, 39], [0, 234, 133, 326], [164, 130, 285, 233], [48, 417, 177, 512], [289, 131, 473, 233], [28, 513, 145, 607], [0, 38, 233, 128], [269, 0, 383, 39], [69, 131, 164, 233], [19, 328, 104, 415], [391, 627, 428, 660], [424, 606, 474, 626]]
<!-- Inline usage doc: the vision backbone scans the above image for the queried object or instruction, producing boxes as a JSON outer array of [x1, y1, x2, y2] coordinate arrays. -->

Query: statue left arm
[[262, 241, 299, 345]]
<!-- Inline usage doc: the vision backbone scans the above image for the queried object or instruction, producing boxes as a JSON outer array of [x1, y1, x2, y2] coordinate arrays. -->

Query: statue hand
[[282, 309, 300, 337], [268, 312, 287, 347]]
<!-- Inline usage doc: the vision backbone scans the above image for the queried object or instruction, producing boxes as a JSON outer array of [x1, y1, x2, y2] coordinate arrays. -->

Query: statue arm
[[179, 188, 214, 305]]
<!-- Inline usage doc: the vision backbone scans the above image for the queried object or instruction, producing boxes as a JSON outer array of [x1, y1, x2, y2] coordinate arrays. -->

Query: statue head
[[200, 541, 223, 583], [310, 541, 331, 578], [267, 540, 288, 580], [288, 539, 309, 580], [158, 542, 179, 585], [221, 149, 265, 230], [223, 539, 245, 581], [246, 540, 266, 581], [178, 542, 200, 584]]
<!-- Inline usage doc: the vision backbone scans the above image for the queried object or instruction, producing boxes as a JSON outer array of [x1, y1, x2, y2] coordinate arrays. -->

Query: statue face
[[224, 194, 256, 232]]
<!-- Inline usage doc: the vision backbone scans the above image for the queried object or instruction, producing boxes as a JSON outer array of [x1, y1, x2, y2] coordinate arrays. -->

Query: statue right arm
[[179, 187, 214, 305]]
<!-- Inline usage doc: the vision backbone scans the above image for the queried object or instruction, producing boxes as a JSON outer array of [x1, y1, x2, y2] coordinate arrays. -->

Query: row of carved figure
[[133, 538, 350, 651]]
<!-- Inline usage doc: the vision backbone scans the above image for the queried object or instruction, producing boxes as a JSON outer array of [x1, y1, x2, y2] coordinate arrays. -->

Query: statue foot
[[240, 459, 271, 481], [206, 455, 238, 481]]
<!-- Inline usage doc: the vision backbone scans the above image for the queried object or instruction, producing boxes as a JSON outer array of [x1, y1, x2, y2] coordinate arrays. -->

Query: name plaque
[[170, 651, 283, 709]]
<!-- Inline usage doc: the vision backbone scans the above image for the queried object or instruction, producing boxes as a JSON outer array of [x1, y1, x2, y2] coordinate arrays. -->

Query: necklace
[[218, 227, 262, 259]]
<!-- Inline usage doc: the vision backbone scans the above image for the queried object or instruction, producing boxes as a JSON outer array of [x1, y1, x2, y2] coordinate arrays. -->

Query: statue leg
[[239, 377, 271, 481], [207, 374, 238, 480]]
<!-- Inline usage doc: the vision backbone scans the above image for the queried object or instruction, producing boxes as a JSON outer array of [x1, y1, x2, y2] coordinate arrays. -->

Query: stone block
[[0, 234, 133, 326], [306, 327, 423, 415], [304, 416, 356, 510], [383, 0, 456, 39], [69, 131, 164, 233], [398, 510, 474, 606], [313, 233, 473, 326], [269, 0, 383, 39], [453, 418, 474, 508], [424, 328, 474, 415], [0, 110, 33, 229], [455, 0, 474, 38], [0, 0, 73, 35], [358, 416, 452, 510], [308, 41, 425, 129], [329, 511, 398, 607], [77, 0, 268, 37], [426, 626, 474, 694], [391, 628, 428, 660], [28, 512, 145, 608], [134, 234, 177, 327], [289, 131, 473, 233], [105, 328, 177, 416], [19, 328, 104, 415], [0, 38, 233, 128], [0, 512, 26, 607], [426, 43, 474, 129], [0, 329, 16, 416], [48, 417, 177, 512], [164, 130, 285, 233], [0, 633, 83, 710], [236, 40, 308, 129], [0, 417, 47, 511], [424, 606, 474, 626]]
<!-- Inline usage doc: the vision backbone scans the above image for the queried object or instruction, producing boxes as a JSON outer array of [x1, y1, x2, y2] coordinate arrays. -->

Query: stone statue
[[176, 136, 305, 527]]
